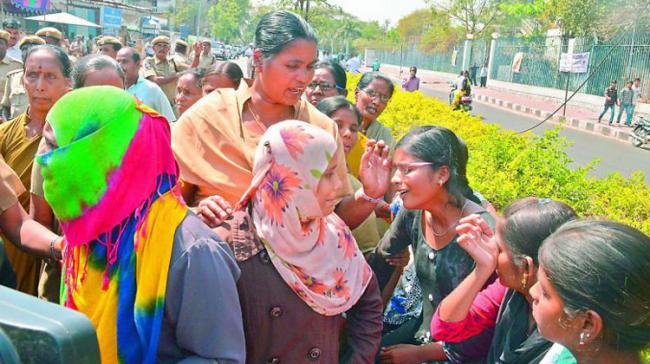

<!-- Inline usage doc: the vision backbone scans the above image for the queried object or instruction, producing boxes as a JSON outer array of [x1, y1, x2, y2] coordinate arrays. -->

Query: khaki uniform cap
[[152, 36, 170, 46], [36, 27, 63, 41], [19, 35, 45, 49], [99, 36, 122, 47], [175, 39, 188, 48]]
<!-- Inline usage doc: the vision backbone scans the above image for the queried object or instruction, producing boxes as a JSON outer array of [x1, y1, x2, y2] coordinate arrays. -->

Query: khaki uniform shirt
[[142, 55, 187, 103], [1, 69, 28, 120], [0, 58, 23, 117], [197, 53, 216, 69], [171, 53, 190, 68]]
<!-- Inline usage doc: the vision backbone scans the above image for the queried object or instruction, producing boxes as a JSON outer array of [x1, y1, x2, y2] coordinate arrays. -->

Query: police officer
[[2, 19, 22, 61], [172, 39, 191, 68], [0, 30, 22, 122], [142, 36, 187, 105], [1, 36, 45, 120], [98, 36, 122, 59], [35, 27, 63, 47]]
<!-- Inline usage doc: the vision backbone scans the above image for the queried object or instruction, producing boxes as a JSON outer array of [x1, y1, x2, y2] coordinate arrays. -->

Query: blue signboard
[[101, 6, 122, 29], [179, 25, 189, 40]]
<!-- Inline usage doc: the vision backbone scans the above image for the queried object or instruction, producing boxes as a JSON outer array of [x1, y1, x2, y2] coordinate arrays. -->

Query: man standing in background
[[2, 19, 21, 61], [598, 80, 618, 125], [143, 36, 186, 106], [631, 78, 642, 123], [0, 31, 22, 123], [118, 47, 176, 123]]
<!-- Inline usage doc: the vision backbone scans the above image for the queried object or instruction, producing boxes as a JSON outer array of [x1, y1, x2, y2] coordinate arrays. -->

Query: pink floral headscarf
[[237, 120, 372, 316]]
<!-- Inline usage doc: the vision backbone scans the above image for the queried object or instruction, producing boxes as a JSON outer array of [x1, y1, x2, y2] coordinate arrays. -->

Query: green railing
[[370, 27, 650, 100], [490, 30, 650, 98]]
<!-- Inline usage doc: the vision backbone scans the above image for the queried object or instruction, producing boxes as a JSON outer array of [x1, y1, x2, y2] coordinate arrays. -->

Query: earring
[[579, 332, 589, 345], [521, 271, 529, 290]]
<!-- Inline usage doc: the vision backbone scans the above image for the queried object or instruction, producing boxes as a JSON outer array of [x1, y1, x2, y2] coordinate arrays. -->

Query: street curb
[[473, 93, 634, 142]]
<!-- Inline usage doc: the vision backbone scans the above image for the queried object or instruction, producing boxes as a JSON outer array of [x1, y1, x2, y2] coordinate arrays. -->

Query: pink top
[[431, 280, 507, 343]]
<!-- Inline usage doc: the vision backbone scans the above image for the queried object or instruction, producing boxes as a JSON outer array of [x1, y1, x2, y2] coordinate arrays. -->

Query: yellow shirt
[[0, 112, 43, 295]]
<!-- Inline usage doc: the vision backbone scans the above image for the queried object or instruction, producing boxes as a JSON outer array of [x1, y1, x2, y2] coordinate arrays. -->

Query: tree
[[419, 10, 464, 53], [207, 0, 251, 43], [273, 0, 335, 21], [396, 9, 434, 43], [546, 0, 606, 38], [242, 4, 275, 43], [496, 0, 553, 38], [429, 0, 500, 39], [172, 0, 200, 32]]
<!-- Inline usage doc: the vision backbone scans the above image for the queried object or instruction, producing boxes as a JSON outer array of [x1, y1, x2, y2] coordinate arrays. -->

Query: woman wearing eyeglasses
[[369, 126, 495, 364], [305, 61, 348, 106], [354, 72, 395, 148]]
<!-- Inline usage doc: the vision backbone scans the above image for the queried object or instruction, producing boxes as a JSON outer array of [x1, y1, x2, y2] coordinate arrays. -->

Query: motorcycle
[[630, 116, 650, 148], [449, 83, 473, 112]]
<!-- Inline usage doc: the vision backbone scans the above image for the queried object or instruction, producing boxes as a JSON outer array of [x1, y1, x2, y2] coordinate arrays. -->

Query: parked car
[[212, 41, 226, 59]]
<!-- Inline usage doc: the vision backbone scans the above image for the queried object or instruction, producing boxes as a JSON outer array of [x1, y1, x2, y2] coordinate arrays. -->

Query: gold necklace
[[246, 100, 267, 133], [429, 200, 470, 237]]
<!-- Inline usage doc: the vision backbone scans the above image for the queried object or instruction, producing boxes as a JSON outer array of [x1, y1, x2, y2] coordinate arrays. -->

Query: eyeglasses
[[362, 88, 390, 103], [154, 44, 170, 49], [307, 81, 343, 92], [394, 162, 434, 175]]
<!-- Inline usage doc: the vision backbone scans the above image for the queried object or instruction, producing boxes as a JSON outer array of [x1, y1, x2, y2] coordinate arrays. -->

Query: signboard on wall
[[559, 52, 590, 73], [101, 6, 122, 30]]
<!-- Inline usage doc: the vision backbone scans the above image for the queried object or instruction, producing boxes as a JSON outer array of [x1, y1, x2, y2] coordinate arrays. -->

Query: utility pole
[[196, 0, 202, 37]]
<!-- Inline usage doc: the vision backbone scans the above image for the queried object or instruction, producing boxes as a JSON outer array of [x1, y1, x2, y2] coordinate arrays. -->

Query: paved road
[[419, 85, 650, 179]]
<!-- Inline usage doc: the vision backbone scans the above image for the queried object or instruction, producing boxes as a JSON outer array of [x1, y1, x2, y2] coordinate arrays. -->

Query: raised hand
[[456, 214, 498, 274], [192, 41, 202, 57], [358, 139, 392, 200]]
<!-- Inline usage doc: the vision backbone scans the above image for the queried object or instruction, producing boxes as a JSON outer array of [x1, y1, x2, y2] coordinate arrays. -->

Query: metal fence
[[372, 41, 489, 75], [371, 27, 650, 99], [491, 31, 650, 98]]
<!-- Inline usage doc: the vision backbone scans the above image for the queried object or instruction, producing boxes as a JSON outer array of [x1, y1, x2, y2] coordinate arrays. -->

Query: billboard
[[101, 6, 122, 29]]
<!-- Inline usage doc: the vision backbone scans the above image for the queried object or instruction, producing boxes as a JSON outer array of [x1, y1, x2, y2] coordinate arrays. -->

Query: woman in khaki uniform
[[0, 44, 70, 295]]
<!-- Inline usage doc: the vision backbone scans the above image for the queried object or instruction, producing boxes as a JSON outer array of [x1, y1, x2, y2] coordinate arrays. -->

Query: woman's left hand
[[379, 344, 423, 364], [359, 139, 392, 200]]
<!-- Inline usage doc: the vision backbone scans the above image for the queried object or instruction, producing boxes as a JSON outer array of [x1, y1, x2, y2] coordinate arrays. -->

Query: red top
[[431, 280, 507, 343]]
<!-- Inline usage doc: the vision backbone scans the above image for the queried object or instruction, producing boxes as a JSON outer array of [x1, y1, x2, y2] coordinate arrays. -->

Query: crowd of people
[[0, 10, 649, 364]]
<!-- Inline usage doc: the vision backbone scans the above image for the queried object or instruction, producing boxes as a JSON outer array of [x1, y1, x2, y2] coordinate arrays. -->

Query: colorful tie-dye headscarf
[[238, 120, 372, 316], [37, 86, 187, 364]]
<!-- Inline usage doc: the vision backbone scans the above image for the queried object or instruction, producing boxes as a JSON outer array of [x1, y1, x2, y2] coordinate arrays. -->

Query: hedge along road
[[417, 86, 650, 179]]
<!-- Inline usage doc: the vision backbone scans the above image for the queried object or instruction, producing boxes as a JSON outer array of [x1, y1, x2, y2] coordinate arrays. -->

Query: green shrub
[[348, 73, 650, 235]]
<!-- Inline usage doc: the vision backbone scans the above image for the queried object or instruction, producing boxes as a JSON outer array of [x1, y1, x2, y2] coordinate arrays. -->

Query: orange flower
[[290, 264, 328, 294], [337, 220, 357, 259], [331, 268, 350, 299], [280, 125, 313, 160], [260, 162, 302, 225]]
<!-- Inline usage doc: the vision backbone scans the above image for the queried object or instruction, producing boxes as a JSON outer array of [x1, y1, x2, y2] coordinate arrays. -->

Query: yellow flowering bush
[[347, 73, 650, 235]]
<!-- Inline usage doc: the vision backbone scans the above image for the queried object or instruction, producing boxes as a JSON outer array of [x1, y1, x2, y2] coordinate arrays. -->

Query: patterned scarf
[[37, 86, 186, 364], [238, 120, 372, 316]]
